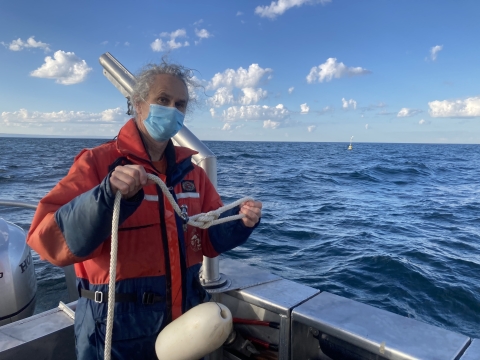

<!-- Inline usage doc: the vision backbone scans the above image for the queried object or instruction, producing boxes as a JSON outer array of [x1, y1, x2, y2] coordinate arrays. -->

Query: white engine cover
[[0, 218, 37, 326]]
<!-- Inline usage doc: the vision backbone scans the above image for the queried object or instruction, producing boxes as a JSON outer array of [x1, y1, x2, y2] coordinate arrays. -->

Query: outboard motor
[[0, 217, 37, 326]]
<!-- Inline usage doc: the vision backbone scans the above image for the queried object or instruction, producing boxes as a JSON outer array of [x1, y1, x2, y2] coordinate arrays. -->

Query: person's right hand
[[109, 165, 154, 199]]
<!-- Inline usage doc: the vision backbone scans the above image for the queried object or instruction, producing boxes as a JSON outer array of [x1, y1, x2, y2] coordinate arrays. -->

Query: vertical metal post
[[196, 156, 222, 287], [195, 157, 230, 290], [202, 256, 221, 283]]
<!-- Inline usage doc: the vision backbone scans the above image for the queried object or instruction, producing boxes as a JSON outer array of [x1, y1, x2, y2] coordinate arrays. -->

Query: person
[[26, 60, 262, 360]]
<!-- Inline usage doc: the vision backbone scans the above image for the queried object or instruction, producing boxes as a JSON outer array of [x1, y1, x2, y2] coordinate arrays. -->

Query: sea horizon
[[0, 133, 479, 145]]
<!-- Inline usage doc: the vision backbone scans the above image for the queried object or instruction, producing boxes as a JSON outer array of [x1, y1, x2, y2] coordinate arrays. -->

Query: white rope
[[104, 190, 122, 360], [146, 174, 253, 229], [104, 174, 253, 359]]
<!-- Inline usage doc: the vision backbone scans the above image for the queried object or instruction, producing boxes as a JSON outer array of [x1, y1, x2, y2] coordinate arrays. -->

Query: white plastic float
[[155, 302, 233, 360]]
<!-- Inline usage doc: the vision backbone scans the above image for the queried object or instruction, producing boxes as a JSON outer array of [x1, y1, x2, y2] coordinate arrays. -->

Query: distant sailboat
[[348, 136, 353, 150]]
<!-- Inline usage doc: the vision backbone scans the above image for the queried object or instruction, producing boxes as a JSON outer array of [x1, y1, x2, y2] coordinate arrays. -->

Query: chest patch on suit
[[181, 180, 196, 192], [190, 234, 202, 252]]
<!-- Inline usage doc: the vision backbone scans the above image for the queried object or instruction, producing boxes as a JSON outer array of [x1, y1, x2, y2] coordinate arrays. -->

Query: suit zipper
[[157, 185, 173, 324]]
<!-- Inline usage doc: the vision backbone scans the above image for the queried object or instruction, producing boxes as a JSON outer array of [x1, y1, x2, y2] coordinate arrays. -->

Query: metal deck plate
[[292, 292, 470, 360], [228, 278, 320, 316], [460, 338, 480, 360], [0, 332, 23, 352], [0, 302, 76, 360], [217, 257, 281, 291]]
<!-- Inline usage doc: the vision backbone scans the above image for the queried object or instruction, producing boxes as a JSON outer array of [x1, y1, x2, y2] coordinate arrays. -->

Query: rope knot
[[189, 210, 221, 229], [145, 172, 254, 230]]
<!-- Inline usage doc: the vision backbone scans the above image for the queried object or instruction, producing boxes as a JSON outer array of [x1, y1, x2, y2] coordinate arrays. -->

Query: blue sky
[[1, 0, 479, 143]]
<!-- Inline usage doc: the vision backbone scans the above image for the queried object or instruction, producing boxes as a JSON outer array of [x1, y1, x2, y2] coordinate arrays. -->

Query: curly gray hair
[[130, 59, 201, 117]]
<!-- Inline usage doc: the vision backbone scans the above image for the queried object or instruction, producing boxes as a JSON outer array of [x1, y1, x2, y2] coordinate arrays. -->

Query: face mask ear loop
[[135, 97, 149, 120], [126, 97, 133, 116]]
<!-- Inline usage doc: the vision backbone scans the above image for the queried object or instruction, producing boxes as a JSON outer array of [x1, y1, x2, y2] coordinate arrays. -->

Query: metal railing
[[0, 200, 37, 210]]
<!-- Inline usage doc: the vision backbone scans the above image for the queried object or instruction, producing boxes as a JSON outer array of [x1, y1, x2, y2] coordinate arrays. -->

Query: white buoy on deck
[[155, 302, 233, 360]]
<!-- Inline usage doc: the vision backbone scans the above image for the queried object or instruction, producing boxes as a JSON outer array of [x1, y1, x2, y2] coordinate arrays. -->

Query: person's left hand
[[240, 200, 262, 227]]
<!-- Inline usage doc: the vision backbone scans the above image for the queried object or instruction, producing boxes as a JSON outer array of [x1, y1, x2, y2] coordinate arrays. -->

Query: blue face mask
[[143, 104, 185, 142]]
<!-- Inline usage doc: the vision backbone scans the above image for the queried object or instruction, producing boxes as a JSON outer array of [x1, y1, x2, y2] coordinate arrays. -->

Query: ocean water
[[0, 138, 479, 339]]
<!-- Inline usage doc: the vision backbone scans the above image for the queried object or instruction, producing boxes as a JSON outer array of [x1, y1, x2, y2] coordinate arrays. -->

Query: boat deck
[[1, 257, 478, 359]]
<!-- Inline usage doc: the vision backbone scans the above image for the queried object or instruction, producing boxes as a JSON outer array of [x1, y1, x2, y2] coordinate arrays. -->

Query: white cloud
[[316, 106, 333, 115], [151, 29, 189, 52], [288, 87, 294, 94], [101, 41, 108, 45], [1, 107, 127, 126], [365, 124, 369, 130], [186, 76, 203, 103], [397, 108, 422, 117], [263, 120, 281, 129], [30, 50, 92, 85], [209, 108, 215, 117], [2, 36, 50, 52], [211, 86, 268, 108], [419, 119, 431, 125], [210, 87, 235, 107], [222, 123, 245, 132], [222, 104, 290, 123], [300, 103, 309, 114], [239, 87, 268, 105], [195, 28, 212, 39], [208, 64, 272, 107], [342, 98, 357, 110], [307, 58, 370, 83], [236, 11, 243, 16], [150, 39, 166, 52], [255, 0, 331, 19], [307, 125, 316, 132], [428, 97, 480, 117], [193, 19, 204, 26], [124, 42, 130, 46], [99, 108, 127, 122], [160, 29, 186, 38], [194, 28, 212, 45], [430, 45, 443, 61], [209, 64, 272, 89], [363, 102, 387, 112]]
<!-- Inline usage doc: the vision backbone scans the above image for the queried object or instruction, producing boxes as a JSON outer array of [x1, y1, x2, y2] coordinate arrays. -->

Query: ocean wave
[[217, 153, 264, 160], [369, 164, 431, 177], [341, 170, 381, 182]]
